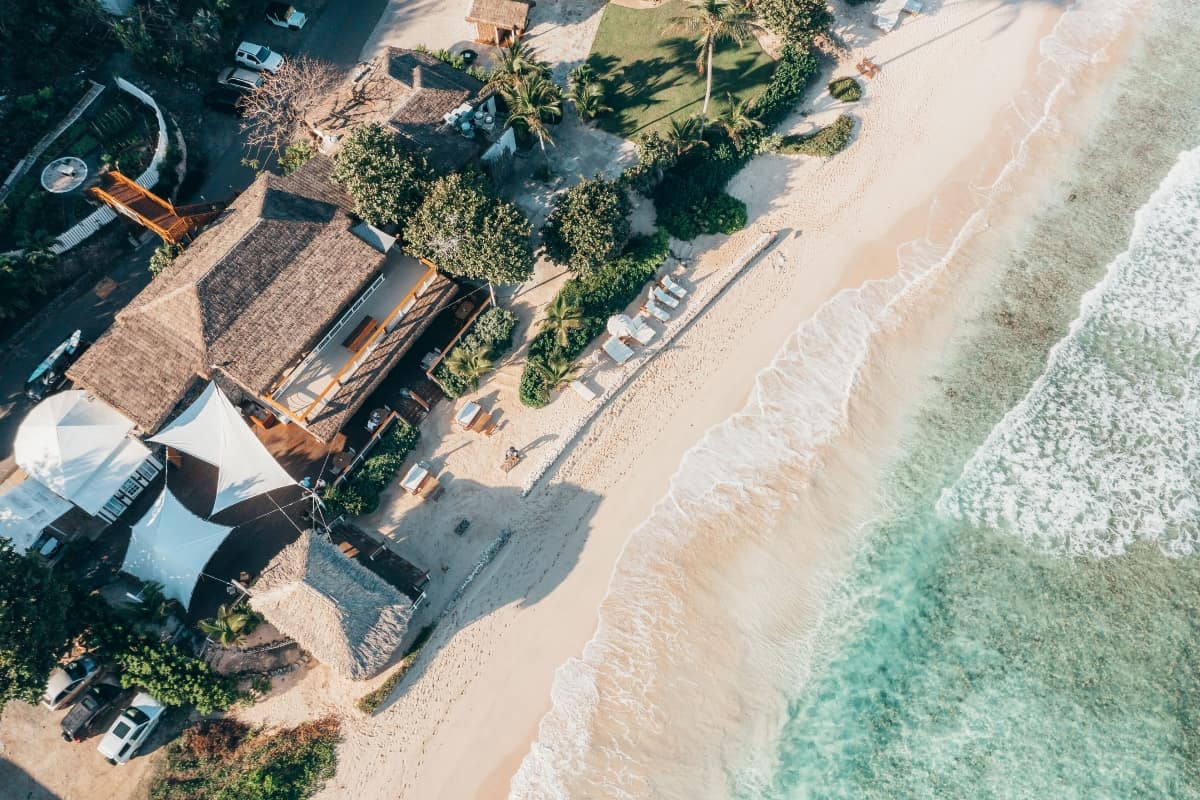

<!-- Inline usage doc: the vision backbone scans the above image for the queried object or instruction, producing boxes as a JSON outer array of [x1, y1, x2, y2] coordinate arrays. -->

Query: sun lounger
[[628, 315, 656, 344], [602, 336, 635, 364], [652, 286, 680, 308], [643, 299, 671, 322], [660, 275, 688, 298], [570, 379, 597, 401]]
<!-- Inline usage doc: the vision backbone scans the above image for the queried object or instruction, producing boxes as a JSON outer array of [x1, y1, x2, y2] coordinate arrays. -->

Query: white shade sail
[[123, 488, 234, 607], [0, 480, 72, 552], [150, 383, 295, 515], [14, 390, 154, 515]]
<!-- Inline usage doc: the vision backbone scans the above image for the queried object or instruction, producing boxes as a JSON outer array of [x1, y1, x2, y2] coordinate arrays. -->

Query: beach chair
[[652, 286, 680, 308], [570, 379, 597, 401], [660, 274, 688, 299], [628, 315, 657, 345], [643, 298, 671, 322], [602, 336, 635, 365]]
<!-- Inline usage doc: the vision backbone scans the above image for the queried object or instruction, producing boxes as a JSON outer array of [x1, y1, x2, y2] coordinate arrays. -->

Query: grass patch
[[829, 76, 863, 102], [150, 717, 340, 800], [588, 0, 776, 137], [357, 624, 437, 715], [778, 115, 856, 157]]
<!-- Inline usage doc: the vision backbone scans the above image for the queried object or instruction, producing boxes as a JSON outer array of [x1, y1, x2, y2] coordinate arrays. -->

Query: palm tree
[[502, 74, 564, 154], [534, 354, 583, 392], [717, 92, 763, 148], [570, 80, 612, 122], [489, 41, 550, 88], [446, 343, 495, 391], [130, 581, 174, 626], [664, 115, 709, 157], [666, 0, 763, 118], [198, 603, 253, 647], [541, 294, 584, 348]]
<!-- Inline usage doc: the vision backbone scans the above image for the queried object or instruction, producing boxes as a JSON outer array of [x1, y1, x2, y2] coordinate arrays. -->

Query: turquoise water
[[754, 2, 1200, 795]]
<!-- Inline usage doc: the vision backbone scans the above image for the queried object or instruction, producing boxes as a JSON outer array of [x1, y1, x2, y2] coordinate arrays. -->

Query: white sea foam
[[939, 145, 1200, 557], [511, 1, 1145, 797]]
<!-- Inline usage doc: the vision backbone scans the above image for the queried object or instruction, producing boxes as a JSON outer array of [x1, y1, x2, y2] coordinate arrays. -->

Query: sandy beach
[[224, 1, 1151, 797]]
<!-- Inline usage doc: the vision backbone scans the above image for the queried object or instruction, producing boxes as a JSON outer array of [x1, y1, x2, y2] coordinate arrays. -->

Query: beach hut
[[466, 0, 530, 46], [249, 532, 414, 680]]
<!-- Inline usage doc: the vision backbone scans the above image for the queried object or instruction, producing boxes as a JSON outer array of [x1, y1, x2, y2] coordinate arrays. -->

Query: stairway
[[89, 171, 225, 244]]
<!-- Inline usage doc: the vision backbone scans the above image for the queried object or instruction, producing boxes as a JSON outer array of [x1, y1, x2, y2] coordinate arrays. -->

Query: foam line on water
[[511, 1, 1144, 796], [939, 144, 1200, 557]]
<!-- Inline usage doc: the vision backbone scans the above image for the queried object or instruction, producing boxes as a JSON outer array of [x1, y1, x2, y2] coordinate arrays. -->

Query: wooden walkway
[[89, 171, 224, 244]]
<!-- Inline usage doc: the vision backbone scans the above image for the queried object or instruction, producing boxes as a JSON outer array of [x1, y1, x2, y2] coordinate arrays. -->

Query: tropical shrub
[[406, 171, 535, 285], [777, 114, 856, 157], [829, 76, 863, 102], [149, 243, 182, 277], [115, 639, 238, 714], [0, 541, 75, 707], [280, 140, 316, 175], [541, 177, 632, 273], [657, 191, 747, 240], [332, 123, 431, 229], [150, 717, 340, 800], [320, 420, 421, 518], [432, 307, 519, 399], [519, 231, 669, 407], [0, 249, 57, 321], [755, 0, 833, 44]]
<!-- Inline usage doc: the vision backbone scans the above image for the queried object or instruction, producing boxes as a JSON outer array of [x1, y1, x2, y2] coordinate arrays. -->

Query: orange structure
[[89, 171, 225, 244]]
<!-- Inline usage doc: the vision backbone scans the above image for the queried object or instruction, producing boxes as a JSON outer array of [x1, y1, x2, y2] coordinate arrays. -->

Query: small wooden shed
[[466, 0, 530, 46]]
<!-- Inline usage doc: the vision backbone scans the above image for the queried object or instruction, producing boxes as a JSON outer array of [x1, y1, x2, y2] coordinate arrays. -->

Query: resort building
[[68, 156, 458, 444], [315, 48, 516, 176], [249, 531, 415, 679]]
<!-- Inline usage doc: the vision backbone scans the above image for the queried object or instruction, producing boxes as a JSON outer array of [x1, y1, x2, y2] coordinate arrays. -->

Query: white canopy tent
[[14, 390, 154, 516], [0, 480, 72, 552], [123, 488, 234, 606], [150, 382, 296, 515]]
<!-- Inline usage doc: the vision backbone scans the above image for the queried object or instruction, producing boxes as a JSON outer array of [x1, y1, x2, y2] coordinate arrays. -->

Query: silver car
[[96, 692, 165, 765], [40, 654, 100, 710]]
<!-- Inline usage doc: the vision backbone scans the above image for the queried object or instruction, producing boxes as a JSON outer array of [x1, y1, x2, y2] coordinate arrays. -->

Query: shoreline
[[225, 2, 1152, 797]]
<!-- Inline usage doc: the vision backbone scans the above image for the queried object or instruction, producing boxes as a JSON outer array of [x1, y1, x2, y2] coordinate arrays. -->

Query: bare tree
[[239, 55, 343, 160]]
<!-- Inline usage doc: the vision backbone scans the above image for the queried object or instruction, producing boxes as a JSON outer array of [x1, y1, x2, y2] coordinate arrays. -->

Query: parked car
[[204, 86, 248, 116], [97, 692, 165, 765], [235, 41, 284, 73], [25, 330, 84, 401], [217, 66, 265, 92], [41, 653, 100, 710], [61, 682, 122, 742], [265, 2, 308, 29]]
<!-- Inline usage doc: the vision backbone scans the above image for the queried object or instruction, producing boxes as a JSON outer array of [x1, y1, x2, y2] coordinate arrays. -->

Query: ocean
[[513, 0, 1200, 796]]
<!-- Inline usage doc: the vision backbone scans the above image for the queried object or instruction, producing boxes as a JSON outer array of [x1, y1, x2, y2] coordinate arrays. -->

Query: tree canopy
[[0, 542, 75, 707], [541, 176, 632, 273], [405, 172, 534, 285], [331, 123, 432, 229]]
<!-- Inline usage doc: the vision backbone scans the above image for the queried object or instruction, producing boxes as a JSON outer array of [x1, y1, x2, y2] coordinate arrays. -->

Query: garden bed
[[321, 419, 422, 517], [0, 90, 161, 251], [0, 79, 90, 177]]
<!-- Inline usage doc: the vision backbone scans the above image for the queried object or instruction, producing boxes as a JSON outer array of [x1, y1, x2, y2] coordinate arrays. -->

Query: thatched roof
[[250, 531, 414, 680], [68, 156, 386, 433], [466, 0, 530, 30]]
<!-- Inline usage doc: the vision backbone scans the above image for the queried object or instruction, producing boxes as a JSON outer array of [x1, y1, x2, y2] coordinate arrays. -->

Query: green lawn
[[587, 0, 777, 137]]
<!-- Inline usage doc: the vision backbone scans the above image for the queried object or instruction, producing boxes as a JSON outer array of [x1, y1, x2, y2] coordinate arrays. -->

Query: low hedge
[[321, 420, 420, 517], [657, 191, 747, 240], [829, 77, 863, 102], [778, 115, 856, 157], [519, 231, 670, 407], [432, 306, 519, 398]]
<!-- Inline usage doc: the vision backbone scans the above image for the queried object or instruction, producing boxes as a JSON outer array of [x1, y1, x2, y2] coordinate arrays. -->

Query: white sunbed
[[652, 286, 681, 309], [643, 299, 671, 322], [660, 274, 688, 299], [627, 314, 657, 345], [602, 336, 635, 365], [570, 379, 597, 401]]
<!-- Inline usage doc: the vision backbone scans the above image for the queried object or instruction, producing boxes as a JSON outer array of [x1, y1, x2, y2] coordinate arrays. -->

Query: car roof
[[129, 691, 165, 715], [238, 41, 267, 50]]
